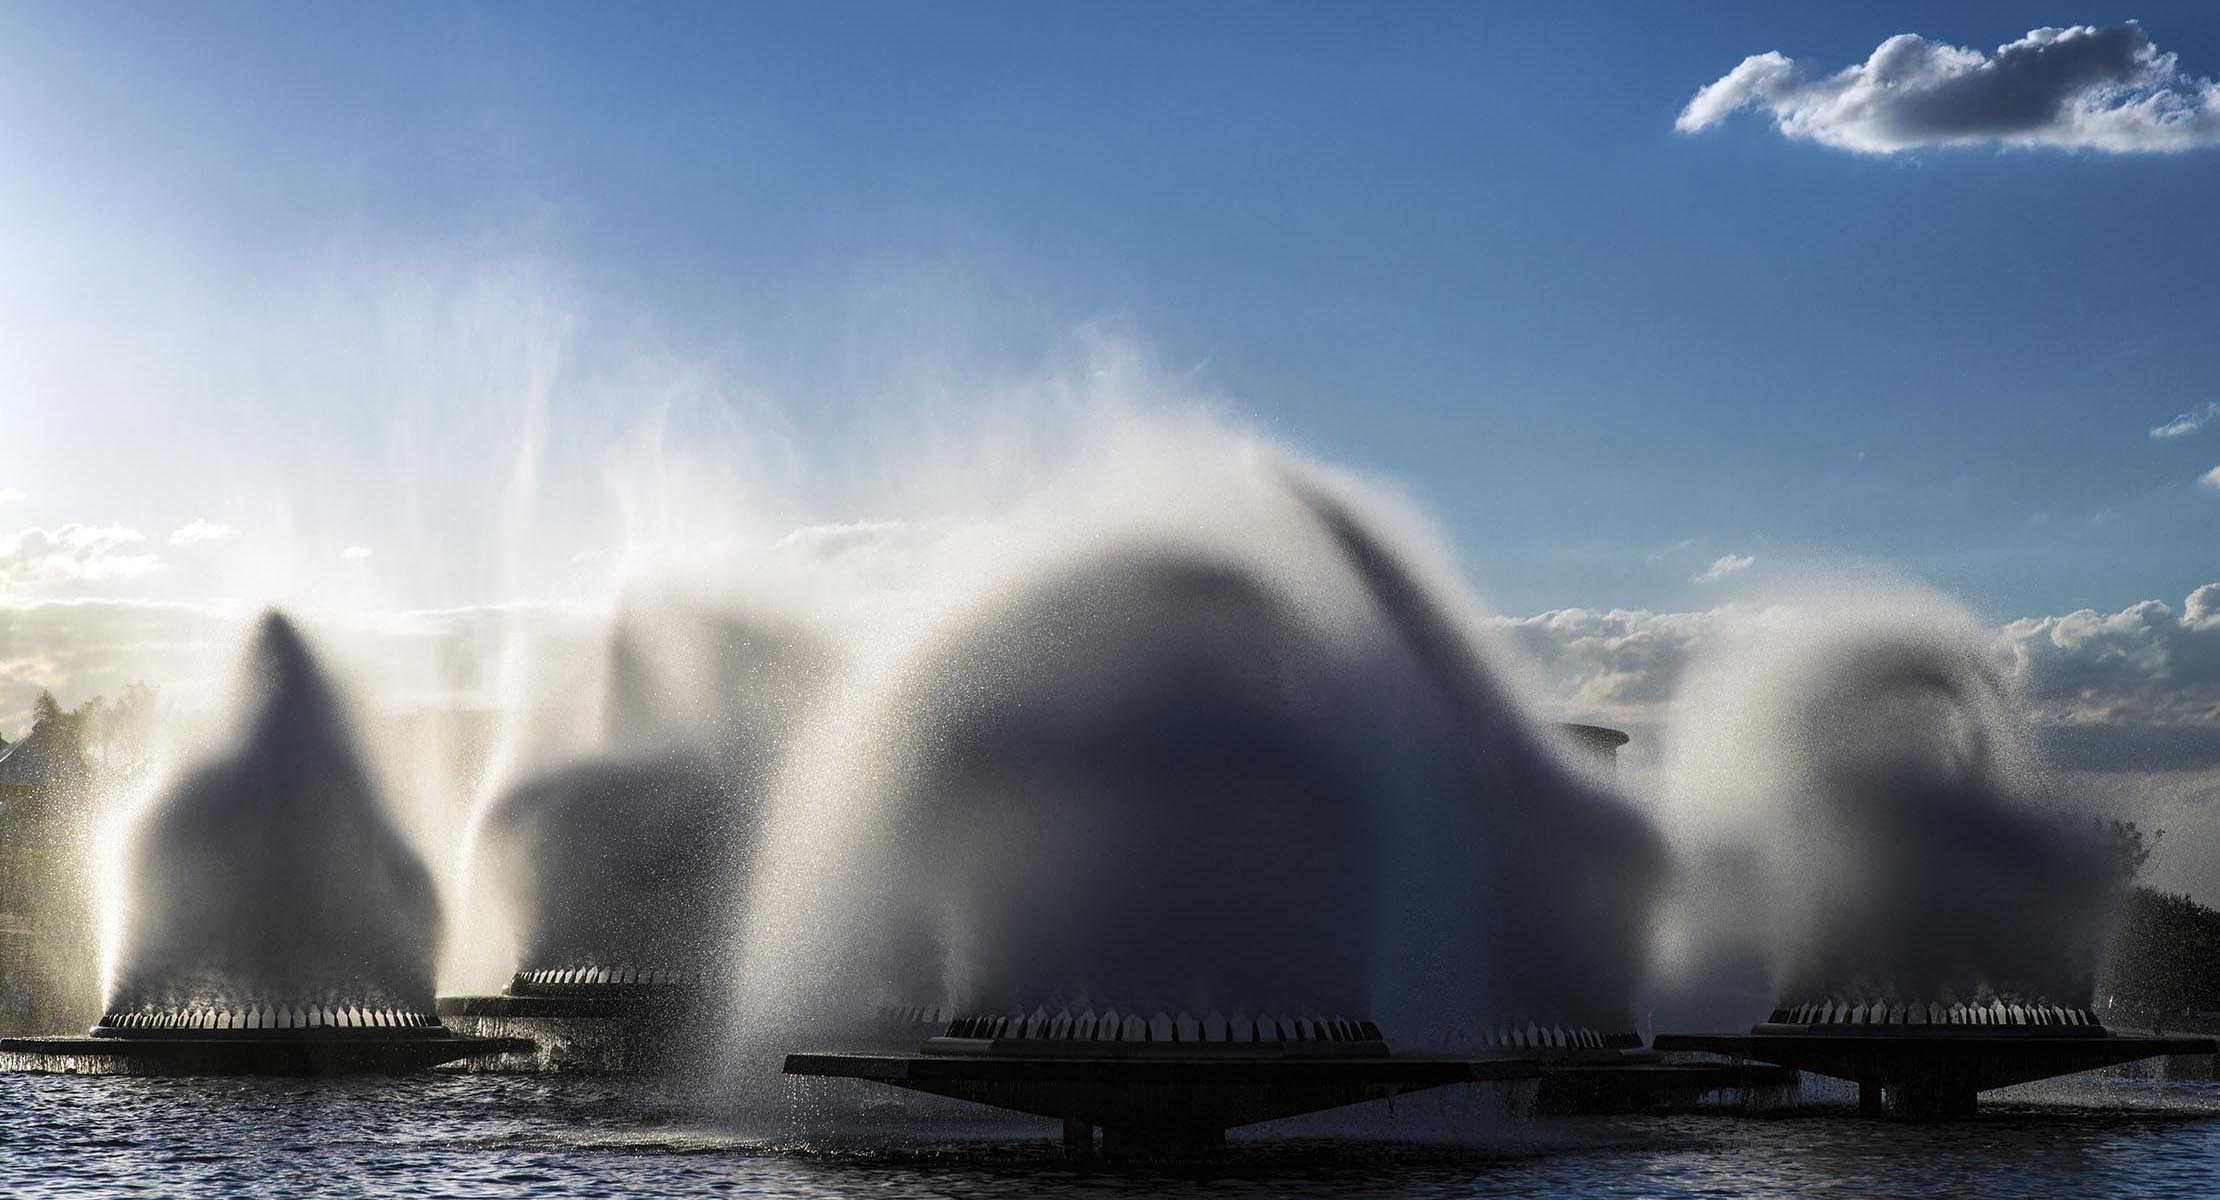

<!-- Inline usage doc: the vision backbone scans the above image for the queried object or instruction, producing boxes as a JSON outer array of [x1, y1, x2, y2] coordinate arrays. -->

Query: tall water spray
[[471, 602, 831, 978], [734, 452, 1662, 1071], [1659, 596, 2114, 1015], [1292, 481, 1663, 1037], [104, 612, 440, 1016]]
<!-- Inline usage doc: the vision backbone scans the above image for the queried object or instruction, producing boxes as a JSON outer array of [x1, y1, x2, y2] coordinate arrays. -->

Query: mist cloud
[[1678, 23, 2220, 154]]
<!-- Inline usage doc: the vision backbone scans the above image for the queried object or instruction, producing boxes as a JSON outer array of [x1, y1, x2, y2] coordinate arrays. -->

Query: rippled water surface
[[5, 1072, 2220, 1198]]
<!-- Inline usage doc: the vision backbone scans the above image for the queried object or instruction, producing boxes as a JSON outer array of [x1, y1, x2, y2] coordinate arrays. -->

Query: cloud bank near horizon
[[1678, 23, 2220, 154], [8, 565, 2218, 888], [0, 524, 161, 592], [1500, 586, 2220, 776], [13, 580, 2214, 776]]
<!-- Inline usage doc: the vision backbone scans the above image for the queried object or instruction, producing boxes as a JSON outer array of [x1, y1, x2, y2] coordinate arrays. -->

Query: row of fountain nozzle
[[98, 1006, 439, 1032], [510, 966, 704, 992], [926, 1008, 1643, 1051], [941, 1009, 1385, 1044], [1481, 1025, 1642, 1051], [1771, 1000, 2101, 1027]]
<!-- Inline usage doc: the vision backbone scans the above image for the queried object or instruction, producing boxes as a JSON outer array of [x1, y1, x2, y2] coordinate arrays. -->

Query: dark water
[[4, 1072, 2219, 1198]]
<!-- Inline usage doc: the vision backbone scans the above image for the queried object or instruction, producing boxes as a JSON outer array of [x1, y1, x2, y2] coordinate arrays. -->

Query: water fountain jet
[[775, 461, 1676, 1146], [0, 612, 525, 1074], [1651, 601, 2214, 1116], [439, 603, 831, 1071]]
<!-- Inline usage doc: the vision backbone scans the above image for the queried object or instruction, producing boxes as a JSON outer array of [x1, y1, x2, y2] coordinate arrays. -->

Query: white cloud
[[1999, 585, 2220, 770], [1493, 605, 1724, 718], [2152, 401, 2220, 438], [1678, 23, 2220, 154], [0, 524, 160, 592], [340, 545, 373, 561], [1502, 587, 2220, 774], [0, 488, 25, 505], [2200, 466, 2220, 491], [1692, 553, 1755, 584], [166, 518, 239, 546]]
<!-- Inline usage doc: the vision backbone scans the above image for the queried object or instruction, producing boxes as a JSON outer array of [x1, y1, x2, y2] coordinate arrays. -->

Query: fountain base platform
[[1654, 1023, 2217, 1119], [0, 1030, 531, 1076], [435, 968, 709, 1072], [786, 1042, 1539, 1155], [1534, 1052, 1800, 1113]]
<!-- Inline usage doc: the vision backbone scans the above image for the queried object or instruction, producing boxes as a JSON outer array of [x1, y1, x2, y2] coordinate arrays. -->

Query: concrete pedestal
[[1656, 1023, 2216, 1120]]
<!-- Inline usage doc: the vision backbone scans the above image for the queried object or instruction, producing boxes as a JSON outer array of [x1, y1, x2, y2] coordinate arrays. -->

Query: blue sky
[[3, 1, 2218, 621]]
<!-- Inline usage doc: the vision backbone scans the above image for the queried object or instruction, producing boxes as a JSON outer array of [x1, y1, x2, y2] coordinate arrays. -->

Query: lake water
[[4, 1071, 2219, 1198]]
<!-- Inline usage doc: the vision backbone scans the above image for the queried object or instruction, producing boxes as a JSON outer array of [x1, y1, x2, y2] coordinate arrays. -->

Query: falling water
[[468, 601, 833, 978], [729, 448, 1662, 1092], [103, 612, 440, 1016], [1658, 595, 2114, 1016]]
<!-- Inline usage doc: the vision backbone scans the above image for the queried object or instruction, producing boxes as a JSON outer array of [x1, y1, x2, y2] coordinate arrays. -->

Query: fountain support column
[[1099, 1123, 1225, 1156], [1885, 1079, 1977, 1120], [1657, 1017, 2216, 1121]]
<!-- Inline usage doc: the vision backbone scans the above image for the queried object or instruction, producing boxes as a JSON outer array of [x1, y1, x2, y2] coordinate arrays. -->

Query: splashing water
[[104, 612, 440, 1015], [468, 602, 834, 977], [1658, 594, 2114, 1016], [729, 447, 1662, 1089]]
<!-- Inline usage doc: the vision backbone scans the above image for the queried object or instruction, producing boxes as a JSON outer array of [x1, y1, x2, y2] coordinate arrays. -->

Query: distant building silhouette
[[1553, 722, 1630, 775]]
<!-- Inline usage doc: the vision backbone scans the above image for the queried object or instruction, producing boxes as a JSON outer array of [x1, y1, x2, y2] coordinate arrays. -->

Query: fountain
[[439, 604, 830, 1071], [0, 612, 525, 1074], [770, 462, 1673, 1149], [1650, 600, 2214, 1116], [1294, 485, 1792, 1112]]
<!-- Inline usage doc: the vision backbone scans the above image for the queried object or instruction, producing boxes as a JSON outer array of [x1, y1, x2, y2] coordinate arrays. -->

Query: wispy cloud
[[340, 545, 374, 561], [1678, 23, 2220, 154], [1692, 553, 1755, 584], [167, 517, 239, 546], [0, 524, 159, 591], [2154, 401, 2220, 438], [2200, 467, 2220, 491], [0, 488, 25, 506]]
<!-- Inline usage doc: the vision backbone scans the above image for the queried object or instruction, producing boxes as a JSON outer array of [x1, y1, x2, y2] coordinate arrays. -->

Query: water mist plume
[[106, 612, 440, 1013], [473, 602, 832, 975], [1661, 598, 2114, 1011], [1288, 478, 1665, 1036], [735, 451, 1663, 1064], [857, 543, 1386, 1018]]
